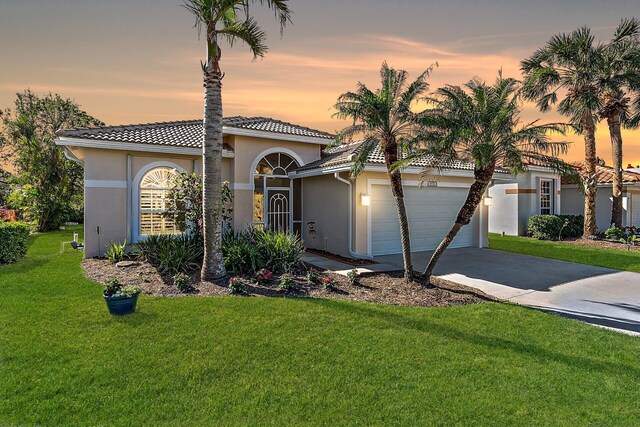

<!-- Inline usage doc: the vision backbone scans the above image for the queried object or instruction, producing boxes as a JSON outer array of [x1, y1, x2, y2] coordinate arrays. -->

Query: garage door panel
[[371, 184, 475, 256]]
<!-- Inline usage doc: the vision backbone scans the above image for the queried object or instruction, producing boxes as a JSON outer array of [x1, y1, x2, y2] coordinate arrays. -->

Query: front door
[[266, 188, 292, 232]]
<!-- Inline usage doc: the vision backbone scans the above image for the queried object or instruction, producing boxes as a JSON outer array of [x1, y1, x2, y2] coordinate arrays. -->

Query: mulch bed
[[82, 258, 496, 308], [560, 237, 640, 252]]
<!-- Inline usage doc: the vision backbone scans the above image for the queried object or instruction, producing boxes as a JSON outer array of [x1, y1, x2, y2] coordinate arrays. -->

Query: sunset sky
[[1, 0, 640, 165]]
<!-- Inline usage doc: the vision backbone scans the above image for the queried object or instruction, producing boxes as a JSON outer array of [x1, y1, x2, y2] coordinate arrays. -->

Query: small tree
[[333, 62, 436, 281], [164, 171, 233, 235], [413, 73, 573, 282], [0, 91, 102, 231]]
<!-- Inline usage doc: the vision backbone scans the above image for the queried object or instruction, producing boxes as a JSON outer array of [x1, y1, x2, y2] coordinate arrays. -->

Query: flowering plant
[[103, 278, 141, 298], [321, 277, 337, 291], [254, 268, 273, 284], [229, 277, 246, 295]]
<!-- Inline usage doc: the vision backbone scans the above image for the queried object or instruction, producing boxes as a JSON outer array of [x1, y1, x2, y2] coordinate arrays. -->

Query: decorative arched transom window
[[253, 152, 302, 234], [139, 167, 179, 237]]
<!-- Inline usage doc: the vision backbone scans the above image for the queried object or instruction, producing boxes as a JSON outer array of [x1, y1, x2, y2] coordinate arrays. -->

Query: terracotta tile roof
[[561, 162, 640, 185], [295, 140, 476, 173], [56, 116, 334, 149]]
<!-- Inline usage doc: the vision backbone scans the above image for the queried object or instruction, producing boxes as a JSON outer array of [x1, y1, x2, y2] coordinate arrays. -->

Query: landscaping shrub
[[172, 273, 192, 292], [135, 234, 204, 274], [605, 227, 627, 241], [228, 277, 246, 295], [278, 273, 296, 292], [0, 221, 30, 264], [527, 215, 584, 240], [222, 229, 263, 274], [258, 230, 303, 274], [222, 228, 302, 274], [105, 240, 126, 264], [347, 269, 361, 287], [306, 269, 320, 286], [321, 277, 337, 291]]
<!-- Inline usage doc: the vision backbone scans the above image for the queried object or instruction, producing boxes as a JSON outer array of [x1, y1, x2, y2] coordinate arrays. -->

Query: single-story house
[[55, 116, 489, 259], [487, 167, 561, 236], [561, 162, 640, 232]]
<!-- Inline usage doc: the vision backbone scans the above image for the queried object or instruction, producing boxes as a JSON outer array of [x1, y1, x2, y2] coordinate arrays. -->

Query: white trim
[[132, 161, 186, 243], [367, 178, 471, 189], [223, 126, 332, 145], [366, 178, 475, 257], [56, 137, 234, 158], [249, 147, 306, 185], [85, 179, 127, 189]]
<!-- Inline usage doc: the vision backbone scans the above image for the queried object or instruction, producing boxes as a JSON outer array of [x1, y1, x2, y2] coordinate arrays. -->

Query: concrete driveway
[[374, 248, 640, 335]]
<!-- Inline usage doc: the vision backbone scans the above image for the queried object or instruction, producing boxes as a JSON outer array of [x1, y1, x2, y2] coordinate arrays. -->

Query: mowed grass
[[489, 233, 640, 273], [1, 228, 640, 426]]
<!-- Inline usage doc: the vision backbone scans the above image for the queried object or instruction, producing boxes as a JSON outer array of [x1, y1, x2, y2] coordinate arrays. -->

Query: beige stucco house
[[560, 162, 640, 232], [55, 116, 488, 259]]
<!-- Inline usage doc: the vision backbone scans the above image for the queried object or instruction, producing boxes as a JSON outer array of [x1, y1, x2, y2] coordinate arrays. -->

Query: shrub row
[[222, 228, 303, 274], [0, 221, 30, 264], [134, 228, 303, 275], [527, 214, 584, 240]]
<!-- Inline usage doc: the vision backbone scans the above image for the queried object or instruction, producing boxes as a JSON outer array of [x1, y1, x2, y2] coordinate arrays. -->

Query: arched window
[[253, 152, 302, 234], [139, 167, 179, 236]]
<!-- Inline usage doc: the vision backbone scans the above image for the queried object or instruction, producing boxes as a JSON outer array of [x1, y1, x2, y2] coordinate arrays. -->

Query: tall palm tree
[[597, 18, 640, 227], [183, 0, 291, 282], [333, 62, 436, 280], [521, 27, 602, 237], [412, 74, 571, 283]]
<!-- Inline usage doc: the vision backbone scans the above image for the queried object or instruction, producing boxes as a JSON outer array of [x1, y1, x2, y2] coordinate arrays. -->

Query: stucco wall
[[74, 135, 324, 258], [489, 170, 561, 236], [488, 183, 519, 236], [301, 174, 350, 257], [561, 186, 640, 232]]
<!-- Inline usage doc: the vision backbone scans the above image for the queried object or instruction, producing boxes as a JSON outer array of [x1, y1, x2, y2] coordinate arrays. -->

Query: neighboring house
[[561, 162, 640, 232], [55, 116, 489, 259], [488, 167, 561, 236]]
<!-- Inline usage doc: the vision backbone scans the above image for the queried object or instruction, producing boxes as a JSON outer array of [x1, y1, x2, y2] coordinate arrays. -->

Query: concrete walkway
[[374, 248, 640, 336]]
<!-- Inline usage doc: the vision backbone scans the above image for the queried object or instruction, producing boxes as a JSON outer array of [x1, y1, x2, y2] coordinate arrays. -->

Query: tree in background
[[333, 62, 437, 280], [0, 91, 101, 231], [521, 27, 602, 237], [164, 171, 233, 235], [597, 19, 640, 227], [183, 0, 291, 283], [411, 73, 572, 283]]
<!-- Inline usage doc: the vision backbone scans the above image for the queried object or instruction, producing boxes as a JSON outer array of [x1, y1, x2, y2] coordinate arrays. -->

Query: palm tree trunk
[[423, 165, 494, 283], [608, 112, 624, 228], [583, 114, 598, 237], [384, 142, 413, 280], [200, 43, 227, 283]]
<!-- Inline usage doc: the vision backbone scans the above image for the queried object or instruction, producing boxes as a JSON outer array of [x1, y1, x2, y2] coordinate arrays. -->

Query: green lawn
[[489, 233, 640, 273], [1, 228, 640, 426]]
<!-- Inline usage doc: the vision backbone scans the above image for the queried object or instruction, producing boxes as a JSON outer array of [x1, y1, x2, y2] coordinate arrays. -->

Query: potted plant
[[103, 278, 141, 315]]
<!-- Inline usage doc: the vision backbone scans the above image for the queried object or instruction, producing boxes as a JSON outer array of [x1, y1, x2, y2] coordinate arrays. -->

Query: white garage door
[[371, 184, 475, 256]]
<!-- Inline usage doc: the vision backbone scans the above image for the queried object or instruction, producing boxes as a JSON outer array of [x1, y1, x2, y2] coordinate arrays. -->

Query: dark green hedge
[[527, 215, 584, 240], [0, 222, 30, 263]]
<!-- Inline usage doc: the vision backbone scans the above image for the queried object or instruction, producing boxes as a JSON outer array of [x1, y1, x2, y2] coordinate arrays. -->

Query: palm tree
[[183, 0, 291, 282], [521, 27, 603, 237], [413, 73, 571, 283], [597, 19, 640, 227], [333, 62, 436, 280]]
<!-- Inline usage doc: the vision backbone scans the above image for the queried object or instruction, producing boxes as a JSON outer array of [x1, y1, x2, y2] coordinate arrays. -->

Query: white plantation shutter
[[139, 167, 179, 236]]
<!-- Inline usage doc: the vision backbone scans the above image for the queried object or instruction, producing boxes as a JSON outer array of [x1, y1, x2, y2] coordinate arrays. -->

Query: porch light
[[483, 196, 493, 206], [361, 193, 371, 206]]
